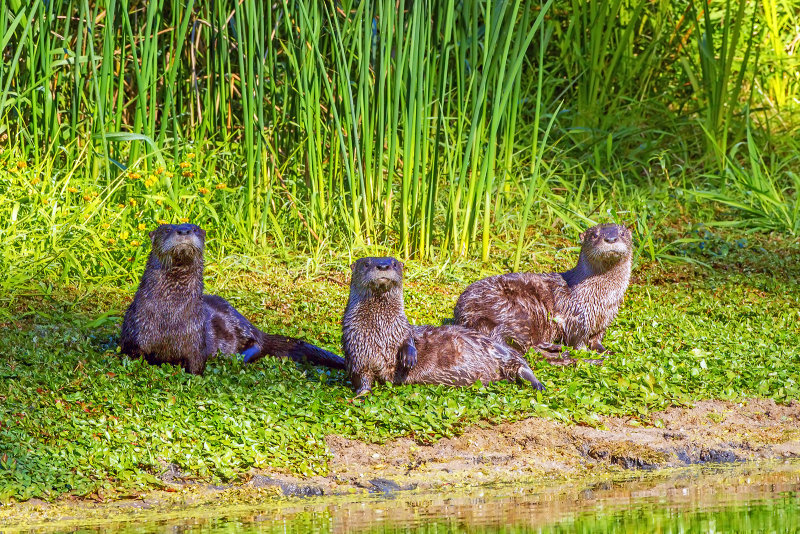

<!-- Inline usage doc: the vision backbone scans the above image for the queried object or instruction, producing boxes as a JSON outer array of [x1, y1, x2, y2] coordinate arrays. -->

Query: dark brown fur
[[119, 223, 345, 375], [342, 257, 545, 395], [453, 224, 633, 362]]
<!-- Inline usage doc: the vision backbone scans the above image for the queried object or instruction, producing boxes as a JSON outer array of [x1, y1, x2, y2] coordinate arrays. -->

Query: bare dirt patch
[[312, 398, 800, 493]]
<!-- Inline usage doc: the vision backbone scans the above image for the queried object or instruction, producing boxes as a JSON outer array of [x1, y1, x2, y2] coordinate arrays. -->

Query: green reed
[[0, 0, 797, 280]]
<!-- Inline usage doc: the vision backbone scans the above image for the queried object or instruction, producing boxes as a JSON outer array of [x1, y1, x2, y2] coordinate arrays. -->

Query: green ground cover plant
[[1, 233, 798, 501]]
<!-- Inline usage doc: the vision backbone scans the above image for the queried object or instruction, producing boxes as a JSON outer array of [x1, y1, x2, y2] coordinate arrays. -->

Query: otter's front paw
[[354, 387, 372, 398], [400, 340, 417, 369]]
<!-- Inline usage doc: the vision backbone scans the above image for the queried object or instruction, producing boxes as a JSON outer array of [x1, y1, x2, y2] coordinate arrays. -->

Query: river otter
[[453, 223, 632, 362], [119, 223, 345, 375], [342, 257, 545, 395]]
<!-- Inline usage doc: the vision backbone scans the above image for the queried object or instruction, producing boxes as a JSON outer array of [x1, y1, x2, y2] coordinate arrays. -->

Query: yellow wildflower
[[16, 161, 27, 169], [179, 217, 189, 223], [108, 238, 116, 245], [144, 178, 154, 188], [128, 198, 137, 206], [182, 171, 193, 177], [30, 177, 40, 186], [198, 187, 210, 195], [138, 223, 146, 231], [83, 195, 92, 201], [120, 231, 130, 240], [130, 240, 141, 247], [102, 223, 110, 229], [117, 203, 125, 209], [157, 219, 168, 224], [68, 187, 79, 193], [215, 183, 227, 189], [128, 172, 140, 180], [186, 153, 196, 159], [154, 167, 164, 176], [42, 198, 49, 205], [179, 161, 191, 168]]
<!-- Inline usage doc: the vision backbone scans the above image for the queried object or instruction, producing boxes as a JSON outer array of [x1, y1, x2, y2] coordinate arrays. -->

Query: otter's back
[[401, 324, 529, 386], [453, 272, 566, 350]]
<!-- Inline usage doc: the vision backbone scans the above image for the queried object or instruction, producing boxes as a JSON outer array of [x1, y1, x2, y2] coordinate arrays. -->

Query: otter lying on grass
[[454, 223, 633, 363], [120, 223, 345, 375], [342, 257, 545, 395]]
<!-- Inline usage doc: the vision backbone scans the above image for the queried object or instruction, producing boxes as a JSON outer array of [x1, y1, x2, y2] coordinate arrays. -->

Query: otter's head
[[579, 224, 632, 269], [350, 257, 404, 295], [149, 223, 206, 268]]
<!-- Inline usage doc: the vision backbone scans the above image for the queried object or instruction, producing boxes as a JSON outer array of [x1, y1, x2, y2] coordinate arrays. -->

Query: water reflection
[[34, 462, 800, 533]]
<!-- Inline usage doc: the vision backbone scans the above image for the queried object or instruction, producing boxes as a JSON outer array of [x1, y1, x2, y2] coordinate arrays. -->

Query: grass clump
[[1, 234, 798, 502]]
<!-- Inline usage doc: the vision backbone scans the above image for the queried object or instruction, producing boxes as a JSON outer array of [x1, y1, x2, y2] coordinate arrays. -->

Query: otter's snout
[[351, 256, 403, 293], [581, 224, 632, 265], [603, 233, 619, 244], [150, 223, 206, 267], [175, 224, 197, 236]]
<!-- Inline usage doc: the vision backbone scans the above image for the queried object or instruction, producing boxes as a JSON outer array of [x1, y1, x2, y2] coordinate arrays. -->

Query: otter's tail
[[244, 334, 345, 370]]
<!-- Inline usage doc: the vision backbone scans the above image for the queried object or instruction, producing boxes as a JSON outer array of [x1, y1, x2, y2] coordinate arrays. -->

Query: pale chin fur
[[162, 235, 203, 255], [367, 276, 400, 293]]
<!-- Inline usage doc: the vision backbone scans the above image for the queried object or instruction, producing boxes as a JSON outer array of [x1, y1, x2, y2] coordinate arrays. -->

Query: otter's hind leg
[[351, 373, 373, 397], [240, 345, 260, 361], [537, 341, 564, 353], [184, 354, 207, 375], [517, 365, 546, 391], [588, 330, 613, 358]]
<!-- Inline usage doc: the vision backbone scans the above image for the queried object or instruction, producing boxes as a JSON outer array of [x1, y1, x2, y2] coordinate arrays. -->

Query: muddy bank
[[2, 398, 798, 528], [278, 397, 799, 495]]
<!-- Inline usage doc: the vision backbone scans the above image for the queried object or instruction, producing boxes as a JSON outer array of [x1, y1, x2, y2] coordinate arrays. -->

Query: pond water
[[29, 462, 800, 533]]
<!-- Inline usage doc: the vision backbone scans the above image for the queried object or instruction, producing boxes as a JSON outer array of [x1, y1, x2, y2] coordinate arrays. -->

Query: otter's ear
[[579, 231, 586, 242], [149, 230, 156, 242], [349, 262, 356, 272]]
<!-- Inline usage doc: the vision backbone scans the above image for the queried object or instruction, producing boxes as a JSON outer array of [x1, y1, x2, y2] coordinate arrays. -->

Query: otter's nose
[[604, 236, 618, 244], [175, 224, 195, 236], [374, 258, 393, 271]]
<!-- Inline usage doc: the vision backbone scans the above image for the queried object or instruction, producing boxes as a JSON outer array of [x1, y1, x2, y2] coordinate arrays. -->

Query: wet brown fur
[[453, 224, 633, 363], [119, 223, 345, 375], [342, 257, 545, 395]]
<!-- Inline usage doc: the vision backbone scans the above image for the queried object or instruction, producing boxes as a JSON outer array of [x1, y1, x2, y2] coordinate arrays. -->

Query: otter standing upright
[[453, 224, 632, 360], [342, 257, 545, 395], [120, 223, 345, 375]]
